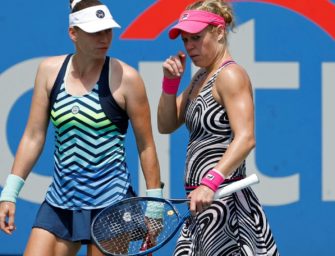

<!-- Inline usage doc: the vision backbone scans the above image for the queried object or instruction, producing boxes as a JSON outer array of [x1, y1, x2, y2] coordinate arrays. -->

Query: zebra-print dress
[[173, 61, 279, 256]]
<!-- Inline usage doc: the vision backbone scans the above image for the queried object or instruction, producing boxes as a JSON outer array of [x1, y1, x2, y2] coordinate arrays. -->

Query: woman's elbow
[[247, 134, 256, 151], [157, 118, 179, 134], [158, 123, 174, 134], [158, 125, 169, 134], [237, 131, 255, 152]]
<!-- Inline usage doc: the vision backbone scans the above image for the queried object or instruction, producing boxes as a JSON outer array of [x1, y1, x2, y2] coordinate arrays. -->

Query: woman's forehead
[[181, 28, 207, 38]]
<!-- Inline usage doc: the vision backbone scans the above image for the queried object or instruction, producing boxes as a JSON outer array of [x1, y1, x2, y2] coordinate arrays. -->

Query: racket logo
[[167, 210, 174, 216], [122, 212, 132, 222]]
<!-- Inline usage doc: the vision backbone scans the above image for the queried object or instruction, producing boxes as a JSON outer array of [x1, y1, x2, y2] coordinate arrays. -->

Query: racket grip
[[214, 174, 259, 199]]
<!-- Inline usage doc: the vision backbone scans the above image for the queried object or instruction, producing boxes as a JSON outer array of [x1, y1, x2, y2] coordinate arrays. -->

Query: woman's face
[[181, 26, 224, 68], [71, 27, 113, 58]]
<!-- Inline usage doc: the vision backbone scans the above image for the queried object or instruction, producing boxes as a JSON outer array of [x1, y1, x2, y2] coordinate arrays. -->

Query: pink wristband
[[200, 169, 225, 192], [162, 77, 181, 94]]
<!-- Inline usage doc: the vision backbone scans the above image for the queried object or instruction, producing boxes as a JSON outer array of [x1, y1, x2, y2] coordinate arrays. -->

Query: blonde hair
[[187, 0, 235, 34]]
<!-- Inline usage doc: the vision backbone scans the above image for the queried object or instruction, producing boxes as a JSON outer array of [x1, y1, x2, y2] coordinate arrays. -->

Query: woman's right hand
[[0, 201, 16, 235], [162, 51, 187, 79]]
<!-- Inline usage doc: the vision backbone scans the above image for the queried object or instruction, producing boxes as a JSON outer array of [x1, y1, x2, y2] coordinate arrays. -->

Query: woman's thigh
[[24, 228, 81, 256]]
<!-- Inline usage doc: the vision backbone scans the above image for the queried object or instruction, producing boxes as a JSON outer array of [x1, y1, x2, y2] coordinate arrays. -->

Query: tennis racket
[[91, 174, 259, 256]]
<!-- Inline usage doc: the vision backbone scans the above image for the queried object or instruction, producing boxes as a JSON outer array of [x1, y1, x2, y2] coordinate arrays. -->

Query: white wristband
[[0, 174, 25, 203], [145, 188, 164, 219], [146, 188, 163, 198]]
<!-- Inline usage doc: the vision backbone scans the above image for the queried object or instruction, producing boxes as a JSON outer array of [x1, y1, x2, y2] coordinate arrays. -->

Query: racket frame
[[91, 174, 259, 255]]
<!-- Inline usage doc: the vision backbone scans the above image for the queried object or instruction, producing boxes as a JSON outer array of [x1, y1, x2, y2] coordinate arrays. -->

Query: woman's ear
[[216, 25, 225, 42], [68, 27, 77, 42]]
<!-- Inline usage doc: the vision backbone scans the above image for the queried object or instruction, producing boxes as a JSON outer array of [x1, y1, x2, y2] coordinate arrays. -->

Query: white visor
[[69, 5, 120, 33]]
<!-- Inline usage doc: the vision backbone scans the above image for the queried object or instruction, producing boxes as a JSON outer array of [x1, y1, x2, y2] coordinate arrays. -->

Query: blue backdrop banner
[[0, 1, 334, 255]]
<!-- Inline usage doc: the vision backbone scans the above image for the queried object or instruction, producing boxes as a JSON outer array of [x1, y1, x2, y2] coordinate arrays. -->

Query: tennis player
[[158, 0, 279, 255], [0, 0, 162, 255]]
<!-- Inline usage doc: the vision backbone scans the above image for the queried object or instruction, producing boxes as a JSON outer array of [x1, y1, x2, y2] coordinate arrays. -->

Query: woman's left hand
[[187, 185, 215, 215]]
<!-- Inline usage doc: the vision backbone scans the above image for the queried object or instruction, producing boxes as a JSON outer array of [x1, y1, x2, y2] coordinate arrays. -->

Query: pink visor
[[169, 10, 225, 39]]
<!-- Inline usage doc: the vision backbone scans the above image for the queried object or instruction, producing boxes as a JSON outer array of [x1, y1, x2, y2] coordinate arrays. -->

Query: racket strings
[[92, 199, 181, 255]]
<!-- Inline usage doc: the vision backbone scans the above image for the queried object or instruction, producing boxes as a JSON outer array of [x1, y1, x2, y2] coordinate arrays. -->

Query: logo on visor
[[96, 10, 105, 19], [181, 13, 189, 20]]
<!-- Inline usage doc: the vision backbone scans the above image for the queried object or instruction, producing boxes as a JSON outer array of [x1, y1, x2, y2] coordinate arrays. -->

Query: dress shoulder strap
[[49, 54, 73, 112], [188, 60, 236, 97], [219, 59, 236, 69], [211, 59, 236, 81], [98, 57, 129, 134], [187, 69, 207, 98]]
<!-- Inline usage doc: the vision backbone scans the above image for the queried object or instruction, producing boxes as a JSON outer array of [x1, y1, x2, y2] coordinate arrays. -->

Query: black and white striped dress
[[173, 61, 279, 256]]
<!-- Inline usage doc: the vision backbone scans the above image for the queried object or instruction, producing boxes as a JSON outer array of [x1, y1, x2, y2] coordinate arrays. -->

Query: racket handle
[[214, 174, 259, 199]]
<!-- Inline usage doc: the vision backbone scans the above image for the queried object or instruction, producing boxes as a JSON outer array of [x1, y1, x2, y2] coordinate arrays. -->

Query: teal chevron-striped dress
[[46, 57, 131, 210]]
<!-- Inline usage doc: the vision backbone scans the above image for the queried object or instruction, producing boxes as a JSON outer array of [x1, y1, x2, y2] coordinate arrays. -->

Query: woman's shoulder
[[110, 57, 137, 71], [218, 61, 250, 82], [215, 61, 251, 92], [35, 54, 70, 93], [38, 54, 69, 73], [109, 57, 141, 81]]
